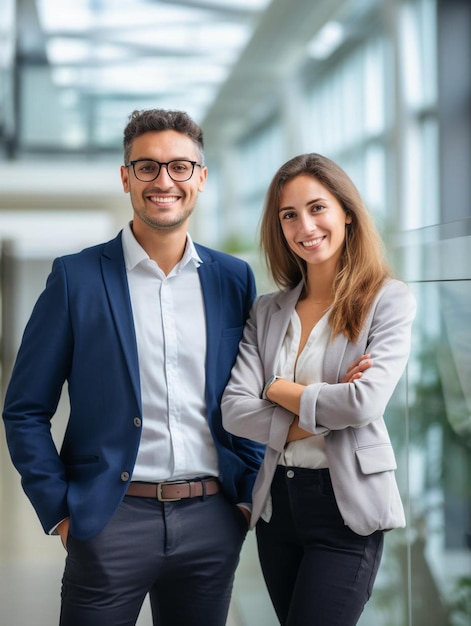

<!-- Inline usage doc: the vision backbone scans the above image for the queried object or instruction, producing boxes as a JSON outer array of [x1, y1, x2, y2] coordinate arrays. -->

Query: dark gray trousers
[[60, 492, 247, 626]]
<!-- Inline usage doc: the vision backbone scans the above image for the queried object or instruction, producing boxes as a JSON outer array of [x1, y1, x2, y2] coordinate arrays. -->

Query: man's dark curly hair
[[123, 109, 205, 165]]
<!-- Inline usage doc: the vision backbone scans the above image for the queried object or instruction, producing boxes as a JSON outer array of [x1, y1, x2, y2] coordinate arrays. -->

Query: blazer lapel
[[264, 284, 303, 374], [265, 282, 349, 384], [101, 233, 141, 408], [323, 332, 348, 383], [195, 249, 221, 393]]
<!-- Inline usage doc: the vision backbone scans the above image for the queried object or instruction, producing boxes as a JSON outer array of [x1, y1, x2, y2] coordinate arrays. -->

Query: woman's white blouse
[[278, 308, 331, 470]]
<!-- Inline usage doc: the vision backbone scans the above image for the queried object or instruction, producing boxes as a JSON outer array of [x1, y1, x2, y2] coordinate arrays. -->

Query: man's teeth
[[150, 196, 177, 203]]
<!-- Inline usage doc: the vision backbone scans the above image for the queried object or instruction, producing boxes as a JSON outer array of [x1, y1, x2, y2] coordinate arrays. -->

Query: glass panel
[[400, 0, 437, 109], [364, 38, 386, 135], [237, 120, 283, 232], [405, 279, 471, 626], [16, 0, 271, 152], [0, 0, 15, 153], [354, 278, 471, 626]]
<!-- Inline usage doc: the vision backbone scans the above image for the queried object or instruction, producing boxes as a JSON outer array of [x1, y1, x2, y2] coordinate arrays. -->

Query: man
[[2, 109, 265, 626]]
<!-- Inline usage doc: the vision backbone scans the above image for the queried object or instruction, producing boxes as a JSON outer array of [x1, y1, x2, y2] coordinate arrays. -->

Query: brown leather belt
[[126, 478, 220, 502]]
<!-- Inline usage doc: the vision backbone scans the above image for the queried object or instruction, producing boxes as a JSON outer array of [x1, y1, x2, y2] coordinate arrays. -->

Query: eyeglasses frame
[[125, 159, 202, 182]]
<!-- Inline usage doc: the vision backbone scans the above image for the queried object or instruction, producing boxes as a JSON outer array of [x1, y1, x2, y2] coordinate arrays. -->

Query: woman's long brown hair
[[260, 153, 392, 342]]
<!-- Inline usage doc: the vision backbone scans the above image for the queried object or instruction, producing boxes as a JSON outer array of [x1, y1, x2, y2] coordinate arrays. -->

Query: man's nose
[[155, 164, 174, 184]]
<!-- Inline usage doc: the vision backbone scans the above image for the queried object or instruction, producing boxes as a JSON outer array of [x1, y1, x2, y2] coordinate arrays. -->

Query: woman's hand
[[277, 354, 373, 444], [342, 354, 372, 383], [286, 415, 311, 442], [285, 354, 372, 443]]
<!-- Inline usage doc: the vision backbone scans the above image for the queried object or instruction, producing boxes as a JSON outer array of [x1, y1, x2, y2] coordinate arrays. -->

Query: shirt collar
[[122, 221, 203, 272]]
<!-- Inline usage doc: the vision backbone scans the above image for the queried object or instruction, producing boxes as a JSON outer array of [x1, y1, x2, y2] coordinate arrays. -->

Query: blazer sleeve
[[223, 280, 416, 451], [298, 279, 416, 433], [222, 295, 295, 454]]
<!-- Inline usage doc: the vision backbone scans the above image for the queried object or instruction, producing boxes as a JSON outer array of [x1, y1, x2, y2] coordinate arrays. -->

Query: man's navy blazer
[[3, 232, 265, 541]]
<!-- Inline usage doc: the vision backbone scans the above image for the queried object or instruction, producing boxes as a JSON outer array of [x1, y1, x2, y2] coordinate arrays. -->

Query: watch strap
[[262, 375, 281, 400]]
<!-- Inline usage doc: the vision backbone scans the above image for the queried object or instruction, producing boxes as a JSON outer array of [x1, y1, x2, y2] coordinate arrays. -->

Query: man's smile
[[148, 195, 180, 204]]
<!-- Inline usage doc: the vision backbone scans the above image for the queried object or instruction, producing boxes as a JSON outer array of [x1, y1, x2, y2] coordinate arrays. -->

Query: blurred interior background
[[0, 0, 470, 624]]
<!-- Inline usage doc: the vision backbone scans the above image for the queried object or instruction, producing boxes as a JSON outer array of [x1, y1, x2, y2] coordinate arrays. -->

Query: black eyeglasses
[[125, 159, 202, 182]]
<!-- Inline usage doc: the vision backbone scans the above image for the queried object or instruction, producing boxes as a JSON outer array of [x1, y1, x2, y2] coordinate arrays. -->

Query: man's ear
[[120, 165, 130, 193], [198, 166, 208, 192]]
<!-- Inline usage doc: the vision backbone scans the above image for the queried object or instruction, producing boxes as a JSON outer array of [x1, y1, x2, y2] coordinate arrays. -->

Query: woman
[[222, 153, 415, 625]]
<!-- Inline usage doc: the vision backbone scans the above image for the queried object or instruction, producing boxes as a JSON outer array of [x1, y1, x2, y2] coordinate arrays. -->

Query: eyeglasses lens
[[133, 160, 194, 182]]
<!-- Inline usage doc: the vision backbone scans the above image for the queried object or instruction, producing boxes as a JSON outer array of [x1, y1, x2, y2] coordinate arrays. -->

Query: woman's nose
[[299, 213, 316, 232]]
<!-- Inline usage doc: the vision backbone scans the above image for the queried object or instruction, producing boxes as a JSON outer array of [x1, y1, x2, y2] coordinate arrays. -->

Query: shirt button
[[287, 470, 295, 479], [133, 417, 141, 427], [120, 472, 130, 482]]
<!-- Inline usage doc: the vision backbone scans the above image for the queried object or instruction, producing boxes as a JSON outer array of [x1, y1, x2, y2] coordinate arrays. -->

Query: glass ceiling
[[35, 0, 271, 124]]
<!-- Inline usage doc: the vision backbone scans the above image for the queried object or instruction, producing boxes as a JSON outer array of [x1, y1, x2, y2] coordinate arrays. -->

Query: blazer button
[[120, 472, 130, 482], [133, 417, 142, 427]]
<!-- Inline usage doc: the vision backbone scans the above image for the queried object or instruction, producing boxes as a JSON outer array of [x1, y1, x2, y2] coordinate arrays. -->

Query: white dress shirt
[[260, 308, 331, 522], [278, 308, 331, 469], [122, 222, 219, 482]]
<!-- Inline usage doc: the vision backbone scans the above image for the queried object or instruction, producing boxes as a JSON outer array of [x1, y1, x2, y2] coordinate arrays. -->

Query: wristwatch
[[262, 375, 281, 400]]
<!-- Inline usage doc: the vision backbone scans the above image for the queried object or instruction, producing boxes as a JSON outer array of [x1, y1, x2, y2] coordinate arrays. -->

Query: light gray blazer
[[222, 278, 416, 535]]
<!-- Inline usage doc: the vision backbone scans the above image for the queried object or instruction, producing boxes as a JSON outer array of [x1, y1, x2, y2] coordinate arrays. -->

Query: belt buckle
[[156, 482, 182, 502]]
